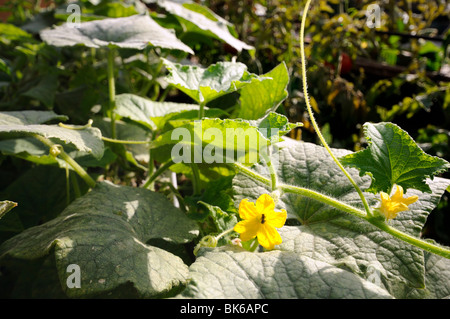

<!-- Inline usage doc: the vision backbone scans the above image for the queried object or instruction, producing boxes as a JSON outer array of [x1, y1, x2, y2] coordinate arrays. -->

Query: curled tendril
[[193, 235, 218, 256], [49, 144, 63, 157]]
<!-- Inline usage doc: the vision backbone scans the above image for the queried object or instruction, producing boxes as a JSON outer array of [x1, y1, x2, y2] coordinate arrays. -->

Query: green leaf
[[93, 117, 151, 166], [147, 0, 253, 52], [150, 117, 278, 165], [0, 113, 104, 160], [115, 93, 202, 130], [179, 247, 392, 298], [159, 108, 228, 131], [238, 62, 289, 120], [0, 111, 68, 125], [40, 14, 194, 54], [0, 181, 199, 298], [251, 111, 302, 143], [0, 165, 90, 235], [22, 74, 58, 108], [162, 58, 263, 104], [150, 112, 298, 168], [0, 23, 32, 42], [405, 251, 450, 299], [197, 202, 238, 234], [0, 137, 115, 169], [232, 138, 450, 297], [339, 122, 450, 194], [0, 201, 17, 221]]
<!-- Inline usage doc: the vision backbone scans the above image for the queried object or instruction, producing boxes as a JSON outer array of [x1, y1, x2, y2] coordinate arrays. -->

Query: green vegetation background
[[0, 0, 449, 269]]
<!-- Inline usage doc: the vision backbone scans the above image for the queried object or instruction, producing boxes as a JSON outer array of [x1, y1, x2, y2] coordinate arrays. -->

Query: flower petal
[[256, 194, 275, 215], [239, 199, 259, 220], [380, 191, 390, 202], [402, 195, 419, 206], [265, 209, 287, 228], [234, 219, 259, 242], [257, 224, 282, 250], [391, 185, 404, 201]]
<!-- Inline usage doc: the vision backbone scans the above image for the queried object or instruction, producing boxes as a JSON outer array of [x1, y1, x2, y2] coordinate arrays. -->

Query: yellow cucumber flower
[[378, 185, 418, 220], [233, 194, 287, 250]]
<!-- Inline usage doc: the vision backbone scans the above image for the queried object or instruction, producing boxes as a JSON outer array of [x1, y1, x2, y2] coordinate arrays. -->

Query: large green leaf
[[232, 138, 450, 298], [0, 116, 104, 160], [0, 111, 106, 166], [0, 111, 67, 125], [162, 58, 264, 104], [0, 181, 199, 298], [150, 113, 297, 165], [0, 137, 114, 168], [238, 62, 289, 120], [405, 251, 450, 299], [147, 0, 253, 52], [339, 122, 450, 194], [93, 117, 150, 167], [179, 247, 392, 298], [0, 165, 89, 237], [115, 93, 202, 131], [40, 14, 194, 54]]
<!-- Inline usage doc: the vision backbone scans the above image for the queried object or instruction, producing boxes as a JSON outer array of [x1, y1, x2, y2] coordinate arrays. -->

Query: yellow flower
[[233, 194, 287, 250], [378, 185, 418, 220]]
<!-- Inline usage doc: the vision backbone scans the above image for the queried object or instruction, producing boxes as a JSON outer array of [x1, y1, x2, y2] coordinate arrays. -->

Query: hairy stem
[[107, 48, 117, 139], [299, 0, 372, 217], [261, 152, 277, 191]]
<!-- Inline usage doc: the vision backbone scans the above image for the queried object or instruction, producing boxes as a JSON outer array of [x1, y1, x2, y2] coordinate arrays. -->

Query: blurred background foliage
[[0, 0, 449, 244]]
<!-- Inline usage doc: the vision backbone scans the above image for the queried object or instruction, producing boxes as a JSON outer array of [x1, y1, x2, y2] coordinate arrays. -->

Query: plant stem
[[142, 159, 174, 189], [101, 136, 150, 144], [216, 227, 236, 240], [65, 165, 70, 206], [33, 134, 96, 188], [369, 218, 450, 259], [58, 150, 97, 189], [198, 101, 206, 120], [59, 119, 93, 130], [299, 0, 372, 217], [280, 184, 367, 219], [261, 152, 277, 191], [70, 171, 81, 199], [191, 163, 202, 196], [234, 162, 450, 259], [107, 48, 117, 139]]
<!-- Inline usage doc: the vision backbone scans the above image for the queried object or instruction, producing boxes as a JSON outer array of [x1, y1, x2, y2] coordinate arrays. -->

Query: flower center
[[261, 214, 265, 224]]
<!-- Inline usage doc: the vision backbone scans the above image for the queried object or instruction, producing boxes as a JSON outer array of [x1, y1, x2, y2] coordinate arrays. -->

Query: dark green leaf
[[0, 181, 199, 298], [339, 122, 450, 193]]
